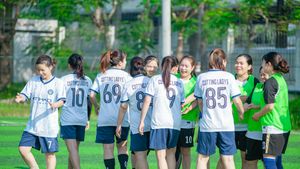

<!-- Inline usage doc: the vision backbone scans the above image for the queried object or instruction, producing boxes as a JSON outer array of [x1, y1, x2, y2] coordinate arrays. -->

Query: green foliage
[[289, 96, 300, 129], [0, 83, 26, 100]]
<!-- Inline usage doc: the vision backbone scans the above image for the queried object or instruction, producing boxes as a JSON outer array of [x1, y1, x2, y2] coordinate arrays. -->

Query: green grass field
[[0, 103, 300, 169]]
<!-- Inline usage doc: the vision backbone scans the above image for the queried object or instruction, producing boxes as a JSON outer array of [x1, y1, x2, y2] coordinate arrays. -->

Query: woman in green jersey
[[243, 67, 269, 169], [231, 54, 259, 169], [253, 52, 290, 169], [175, 55, 199, 169]]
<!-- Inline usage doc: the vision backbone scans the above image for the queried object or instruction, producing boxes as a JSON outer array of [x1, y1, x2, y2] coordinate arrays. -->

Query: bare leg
[[65, 139, 80, 169], [217, 157, 223, 169], [135, 151, 149, 169], [241, 151, 246, 169], [131, 153, 136, 169], [180, 147, 191, 169], [103, 143, 114, 159], [245, 160, 258, 169], [156, 149, 168, 169], [196, 154, 209, 169], [45, 153, 56, 169], [220, 155, 235, 169], [166, 148, 176, 169], [19, 146, 39, 169]]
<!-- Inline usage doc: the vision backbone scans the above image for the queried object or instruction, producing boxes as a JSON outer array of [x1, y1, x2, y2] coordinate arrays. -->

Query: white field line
[[0, 120, 26, 126]]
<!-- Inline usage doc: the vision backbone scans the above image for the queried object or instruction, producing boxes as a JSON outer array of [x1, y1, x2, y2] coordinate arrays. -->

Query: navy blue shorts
[[60, 125, 86, 141], [96, 126, 129, 144], [149, 129, 180, 150], [19, 131, 59, 153], [130, 132, 150, 152], [197, 130, 236, 156]]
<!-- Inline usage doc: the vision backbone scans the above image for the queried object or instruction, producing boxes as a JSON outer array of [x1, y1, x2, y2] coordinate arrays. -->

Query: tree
[[0, 0, 31, 89]]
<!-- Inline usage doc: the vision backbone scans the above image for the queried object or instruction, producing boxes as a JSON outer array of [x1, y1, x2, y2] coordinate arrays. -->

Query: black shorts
[[245, 138, 263, 161], [262, 132, 290, 156], [235, 131, 247, 151], [177, 128, 195, 148]]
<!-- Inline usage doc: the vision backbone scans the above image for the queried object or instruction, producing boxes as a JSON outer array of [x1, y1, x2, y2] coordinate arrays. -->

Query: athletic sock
[[276, 155, 283, 169], [118, 154, 128, 169], [104, 158, 115, 169], [263, 157, 277, 169]]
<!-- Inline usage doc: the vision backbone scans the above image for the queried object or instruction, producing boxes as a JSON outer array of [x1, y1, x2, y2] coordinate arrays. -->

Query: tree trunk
[[198, 3, 207, 72], [176, 30, 184, 61], [275, 0, 288, 48], [0, 3, 17, 89]]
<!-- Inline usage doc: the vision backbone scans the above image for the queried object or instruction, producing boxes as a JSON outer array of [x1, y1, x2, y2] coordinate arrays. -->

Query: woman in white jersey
[[194, 48, 244, 169], [116, 56, 151, 169], [60, 53, 92, 169], [90, 49, 132, 169], [139, 56, 185, 169], [126, 55, 159, 169], [15, 55, 66, 169]]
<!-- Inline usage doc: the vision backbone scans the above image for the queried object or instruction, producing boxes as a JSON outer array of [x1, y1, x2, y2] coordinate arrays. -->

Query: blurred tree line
[[1, 0, 300, 88]]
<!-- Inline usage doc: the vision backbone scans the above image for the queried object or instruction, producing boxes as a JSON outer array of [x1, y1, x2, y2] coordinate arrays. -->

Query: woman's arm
[[252, 103, 274, 121], [116, 103, 128, 138], [138, 95, 151, 135], [90, 92, 99, 115]]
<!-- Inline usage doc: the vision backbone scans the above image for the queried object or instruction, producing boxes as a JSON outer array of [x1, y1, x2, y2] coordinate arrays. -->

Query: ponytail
[[68, 53, 85, 79], [262, 52, 289, 74], [130, 56, 144, 76], [100, 49, 127, 73], [161, 56, 178, 89]]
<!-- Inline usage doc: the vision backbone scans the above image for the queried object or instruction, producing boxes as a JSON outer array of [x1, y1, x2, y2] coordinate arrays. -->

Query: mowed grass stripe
[[0, 117, 299, 169]]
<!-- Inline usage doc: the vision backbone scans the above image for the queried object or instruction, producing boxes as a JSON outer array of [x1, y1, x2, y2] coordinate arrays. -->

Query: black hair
[[68, 53, 85, 79], [144, 55, 159, 66], [35, 54, 56, 70], [161, 56, 178, 89], [262, 52, 289, 74], [236, 54, 253, 74], [180, 55, 196, 76], [130, 56, 144, 77]]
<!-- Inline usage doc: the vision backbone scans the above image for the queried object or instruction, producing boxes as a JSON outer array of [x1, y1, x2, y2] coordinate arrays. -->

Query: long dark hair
[[161, 56, 178, 89], [35, 54, 56, 71], [180, 55, 196, 76], [208, 48, 226, 71], [68, 53, 85, 79], [262, 52, 289, 74], [100, 49, 127, 73], [130, 56, 144, 76], [236, 53, 253, 74]]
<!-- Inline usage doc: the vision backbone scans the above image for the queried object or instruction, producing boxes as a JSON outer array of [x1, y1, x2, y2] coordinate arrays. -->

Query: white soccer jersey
[[60, 74, 92, 126], [194, 70, 240, 132], [91, 68, 132, 127], [20, 76, 66, 137], [145, 74, 185, 130], [121, 75, 151, 134]]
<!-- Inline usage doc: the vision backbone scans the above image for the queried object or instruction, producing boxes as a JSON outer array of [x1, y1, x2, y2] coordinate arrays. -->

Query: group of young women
[[15, 48, 291, 169]]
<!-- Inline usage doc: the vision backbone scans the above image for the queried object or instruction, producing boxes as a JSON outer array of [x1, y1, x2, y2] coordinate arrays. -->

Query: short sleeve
[[263, 77, 278, 104], [194, 76, 202, 99], [145, 77, 155, 97], [56, 79, 66, 102], [229, 75, 241, 99], [87, 77, 93, 96], [120, 83, 129, 103], [90, 75, 100, 94], [20, 80, 32, 101]]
